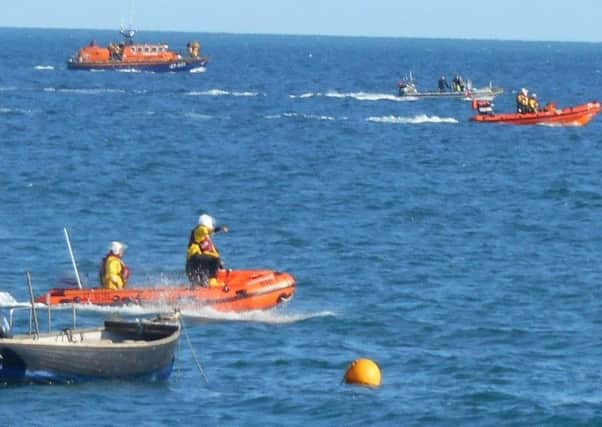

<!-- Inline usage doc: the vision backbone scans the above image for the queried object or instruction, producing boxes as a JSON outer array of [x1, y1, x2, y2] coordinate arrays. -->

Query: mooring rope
[[180, 315, 209, 385]]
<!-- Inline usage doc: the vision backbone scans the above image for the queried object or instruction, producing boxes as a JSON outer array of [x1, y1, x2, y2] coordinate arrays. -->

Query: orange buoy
[[344, 358, 381, 387]]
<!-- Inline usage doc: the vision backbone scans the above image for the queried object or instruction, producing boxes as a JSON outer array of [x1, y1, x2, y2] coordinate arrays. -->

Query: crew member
[[528, 93, 539, 113], [438, 75, 450, 92], [516, 88, 529, 113], [452, 75, 464, 92], [186, 214, 229, 287], [100, 241, 129, 290]]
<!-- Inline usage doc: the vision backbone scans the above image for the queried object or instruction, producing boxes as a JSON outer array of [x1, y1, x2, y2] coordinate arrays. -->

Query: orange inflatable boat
[[471, 101, 601, 126], [35, 270, 296, 312]]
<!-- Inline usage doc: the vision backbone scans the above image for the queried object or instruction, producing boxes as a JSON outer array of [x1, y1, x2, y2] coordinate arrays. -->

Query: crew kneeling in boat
[[100, 241, 130, 290], [186, 214, 229, 287]]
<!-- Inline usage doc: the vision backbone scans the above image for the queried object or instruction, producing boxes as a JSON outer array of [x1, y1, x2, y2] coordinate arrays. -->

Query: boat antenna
[[64, 227, 84, 289], [26, 272, 40, 337], [120, 0, 137, 42]]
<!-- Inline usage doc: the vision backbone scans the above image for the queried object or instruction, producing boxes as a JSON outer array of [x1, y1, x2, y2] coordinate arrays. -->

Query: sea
[[1, 27, 602, 426]]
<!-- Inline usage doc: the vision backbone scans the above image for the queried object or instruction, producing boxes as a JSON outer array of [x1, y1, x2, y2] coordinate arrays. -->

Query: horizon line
[[0, 25, 600, 45]]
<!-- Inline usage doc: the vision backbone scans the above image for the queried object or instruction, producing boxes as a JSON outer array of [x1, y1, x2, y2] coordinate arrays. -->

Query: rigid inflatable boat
[[35, 270, 296, 312], [471, 101, 601, 126]]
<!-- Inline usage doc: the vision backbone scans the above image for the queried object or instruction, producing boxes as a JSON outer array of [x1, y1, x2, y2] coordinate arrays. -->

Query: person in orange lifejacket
[[528, 93, 539, 113], [516, 88, 529, 113], [100, 241, 130, 290], [186, 214, 229, 287]]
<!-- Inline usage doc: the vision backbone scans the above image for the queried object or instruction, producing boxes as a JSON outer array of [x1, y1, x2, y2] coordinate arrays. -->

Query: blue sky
[[2, 0, 602, 42]]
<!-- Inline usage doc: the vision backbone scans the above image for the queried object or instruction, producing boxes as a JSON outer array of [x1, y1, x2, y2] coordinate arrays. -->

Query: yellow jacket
[[517, 93, 528, 107], [101, 254, 128, 290], [187, 225, 220, 260]]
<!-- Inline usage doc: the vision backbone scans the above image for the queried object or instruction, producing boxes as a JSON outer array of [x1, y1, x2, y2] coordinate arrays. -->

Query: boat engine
[[0, 316, 12, 339], [472, 99, 494, 115]]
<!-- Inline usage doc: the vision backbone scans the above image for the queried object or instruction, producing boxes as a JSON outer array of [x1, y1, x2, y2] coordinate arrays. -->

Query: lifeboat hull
[[35, 270, 296, 312], [471, 101, 601, 126], [67, 57, 208, 72]]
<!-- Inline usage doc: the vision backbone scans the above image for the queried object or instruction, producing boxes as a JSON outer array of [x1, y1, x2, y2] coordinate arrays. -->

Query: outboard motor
[[472, 99, 494, 115], [0, 316, 12, 339]]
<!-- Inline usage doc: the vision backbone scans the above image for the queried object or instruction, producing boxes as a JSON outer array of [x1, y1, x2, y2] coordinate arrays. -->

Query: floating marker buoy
[[344, 358, 381, 387]]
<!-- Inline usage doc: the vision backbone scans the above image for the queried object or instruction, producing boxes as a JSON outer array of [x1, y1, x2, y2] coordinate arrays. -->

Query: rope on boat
[[180, 315, 209, 385]]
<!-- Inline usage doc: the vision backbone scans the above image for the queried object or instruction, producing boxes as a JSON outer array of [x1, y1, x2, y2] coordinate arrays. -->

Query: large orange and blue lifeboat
[[67, 28, 208, 72]]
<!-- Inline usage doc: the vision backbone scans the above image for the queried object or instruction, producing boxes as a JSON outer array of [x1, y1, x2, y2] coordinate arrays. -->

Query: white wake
[[367, 114, 459, 124]]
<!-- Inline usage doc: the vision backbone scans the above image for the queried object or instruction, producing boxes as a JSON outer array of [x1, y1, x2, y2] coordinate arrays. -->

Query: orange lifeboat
[[471, 101, 601, 126], [35, 269, 296, 312], [67, 29, 208, 72]]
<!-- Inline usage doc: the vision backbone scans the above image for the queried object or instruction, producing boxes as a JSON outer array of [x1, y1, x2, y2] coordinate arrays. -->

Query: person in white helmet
[[186, 214, 229, 287], [100, 241, 130, 290]]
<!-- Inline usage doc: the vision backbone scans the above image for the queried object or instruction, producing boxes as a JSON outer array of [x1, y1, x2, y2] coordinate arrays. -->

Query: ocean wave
[[116, 68, 142, 73], [265, 112, 339, 121], [537, 121, 582, 128], [187, 89, 261, 97], [0, 107, 34, 115], [180, 308, 337, 324], [184, 112, 215, 120], [289, 92, 318, 99], [18, 300, 336, 324], [325, 91, 412, 102], [189, 67, 207, 73], [0, 292, 20, 307], [367, 114, 459, 124], [35, 65, 55, 70], [43, 87, 127, 95], [290, 91, 415, 102]]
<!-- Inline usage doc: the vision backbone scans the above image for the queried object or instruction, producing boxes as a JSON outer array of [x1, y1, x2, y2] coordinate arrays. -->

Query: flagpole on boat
[[64, 227, 83, 289]]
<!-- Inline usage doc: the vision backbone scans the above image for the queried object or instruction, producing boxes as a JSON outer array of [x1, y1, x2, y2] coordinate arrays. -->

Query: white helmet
[[532, 93, 537, 98], [521, 88, 528, 95], [110, 241, 126, 255], [198, 214, 215, 231]]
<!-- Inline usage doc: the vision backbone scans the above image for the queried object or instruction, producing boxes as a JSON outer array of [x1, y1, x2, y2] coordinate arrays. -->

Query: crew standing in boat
[[186, 214, 229, 288], [100, 241, 130, 290], [452, 75, 465, 92], [528, 93, 539, 113], [438, 75, 450, 92], [516, 88, 529, 113]]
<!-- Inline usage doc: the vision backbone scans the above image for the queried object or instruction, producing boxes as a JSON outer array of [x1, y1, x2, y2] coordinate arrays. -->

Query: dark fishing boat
[[397, 74, 503, 99], [0, 311, 181, 383]]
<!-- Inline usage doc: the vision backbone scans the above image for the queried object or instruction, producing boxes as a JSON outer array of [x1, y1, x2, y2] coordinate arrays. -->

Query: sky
[[1, 0, 602, 42]]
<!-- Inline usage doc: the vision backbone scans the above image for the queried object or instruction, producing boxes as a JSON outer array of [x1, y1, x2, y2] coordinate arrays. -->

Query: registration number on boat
[[170, 62, 187, 69]]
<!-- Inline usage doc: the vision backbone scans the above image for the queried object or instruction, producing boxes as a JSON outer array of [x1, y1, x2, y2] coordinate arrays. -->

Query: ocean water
[[1, 27, 602, 426]]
